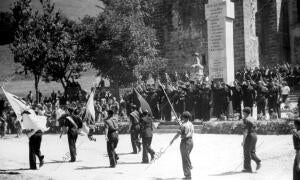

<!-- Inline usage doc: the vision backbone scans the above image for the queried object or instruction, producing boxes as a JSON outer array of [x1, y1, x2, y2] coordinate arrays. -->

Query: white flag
[[84, 91, 95, 124], [79, 91, 95, 135], [1, 87, 28, 120], [2, 88, 48, 132]]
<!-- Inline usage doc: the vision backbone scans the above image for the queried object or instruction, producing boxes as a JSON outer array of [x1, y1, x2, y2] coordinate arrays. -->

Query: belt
[[182, 137, 192, 141]]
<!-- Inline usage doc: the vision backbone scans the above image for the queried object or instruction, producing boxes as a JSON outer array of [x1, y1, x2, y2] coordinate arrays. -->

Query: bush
[[201, 120, 295, 135]]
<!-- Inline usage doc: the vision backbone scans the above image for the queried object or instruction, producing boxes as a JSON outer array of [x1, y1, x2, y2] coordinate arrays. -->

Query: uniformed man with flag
[[59, 106, 82, 162], [170, 111, 194, 179], [104, 110, 119, 168], [128, 104, 141, 154], [2, 88, 48, 169]]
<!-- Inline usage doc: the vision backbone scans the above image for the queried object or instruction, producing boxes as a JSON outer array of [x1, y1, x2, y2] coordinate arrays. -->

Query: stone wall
[[154, 0, 208, 73], [256, 0, 290, 65], [288, 0, 300, 65], [154, 0, 292, 73]]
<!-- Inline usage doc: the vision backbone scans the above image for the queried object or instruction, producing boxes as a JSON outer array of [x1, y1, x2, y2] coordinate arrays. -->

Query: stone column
[[205, 0, 235, 84]]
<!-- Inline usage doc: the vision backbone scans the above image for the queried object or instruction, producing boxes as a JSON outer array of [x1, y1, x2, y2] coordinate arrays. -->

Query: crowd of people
[[0, 63, 300, 138]]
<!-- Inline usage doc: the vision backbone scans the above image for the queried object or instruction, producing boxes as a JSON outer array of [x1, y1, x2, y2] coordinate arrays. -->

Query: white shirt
[[179, 121, 194, 139], [281, 86, 290, 95]]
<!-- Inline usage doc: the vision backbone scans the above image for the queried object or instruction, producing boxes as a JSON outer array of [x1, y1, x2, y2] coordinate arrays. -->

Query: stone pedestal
[[205, 0, 235, 84]]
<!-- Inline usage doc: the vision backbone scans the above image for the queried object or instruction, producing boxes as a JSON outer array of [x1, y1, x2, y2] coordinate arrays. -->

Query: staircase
[[289, 86, 300, 102], [154, 121, 203, 134]]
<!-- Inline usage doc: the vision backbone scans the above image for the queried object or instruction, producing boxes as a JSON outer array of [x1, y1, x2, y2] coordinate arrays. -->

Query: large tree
[[11, 0, 89, 99], [89, 0, 165, 86], [11, 0, 49, 102]]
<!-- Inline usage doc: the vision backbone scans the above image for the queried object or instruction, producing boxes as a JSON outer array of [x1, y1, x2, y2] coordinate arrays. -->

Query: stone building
[[153, 0, 300, 73]]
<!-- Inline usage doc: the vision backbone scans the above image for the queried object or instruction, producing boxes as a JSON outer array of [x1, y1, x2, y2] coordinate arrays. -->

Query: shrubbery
[[201, 120, 295, 135], [46, 119, 296, 135]]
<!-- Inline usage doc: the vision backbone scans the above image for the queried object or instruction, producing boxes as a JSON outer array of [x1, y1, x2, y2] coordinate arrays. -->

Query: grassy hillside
[[0, 0, 103, 20], [0, 0, 103, 93]]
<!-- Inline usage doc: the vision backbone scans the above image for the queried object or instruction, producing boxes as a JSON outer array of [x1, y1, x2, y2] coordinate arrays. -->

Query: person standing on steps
[[170, 111, 194, 179], [241, 107, 262, 173]]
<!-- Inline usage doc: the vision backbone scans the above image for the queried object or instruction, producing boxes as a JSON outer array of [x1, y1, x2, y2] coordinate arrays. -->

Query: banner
[[2, 88, 48, 132]]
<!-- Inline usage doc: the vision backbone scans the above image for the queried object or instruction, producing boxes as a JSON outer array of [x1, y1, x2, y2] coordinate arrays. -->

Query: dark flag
[[133, 88, 153, 116]]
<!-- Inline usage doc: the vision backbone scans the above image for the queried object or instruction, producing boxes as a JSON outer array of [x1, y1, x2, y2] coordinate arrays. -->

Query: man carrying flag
[[2, 88, 48, 169], [59, 106, 83, 162]]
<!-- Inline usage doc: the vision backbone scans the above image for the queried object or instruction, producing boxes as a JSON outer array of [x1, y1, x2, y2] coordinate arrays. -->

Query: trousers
[[142, 136, 155, 162], [180, 138, 193, 177], [243, 133, 261, 171], [107, 132, 119, 167], [29, 132, 43, 169], [68, 129, 78, 161]]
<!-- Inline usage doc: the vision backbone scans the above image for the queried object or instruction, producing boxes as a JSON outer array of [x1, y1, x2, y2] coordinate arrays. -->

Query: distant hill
[[0, 0, 103, 20], [0, 0, 103, 81]]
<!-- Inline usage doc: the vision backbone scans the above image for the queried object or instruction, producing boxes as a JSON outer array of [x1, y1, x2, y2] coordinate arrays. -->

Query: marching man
[[241, 107, 262, 173], [170, 111, 194, 179]]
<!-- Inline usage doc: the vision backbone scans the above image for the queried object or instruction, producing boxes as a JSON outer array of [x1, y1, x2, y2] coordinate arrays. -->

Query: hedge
[[46, 119, 296, 135], [200, 120, 295, 135]]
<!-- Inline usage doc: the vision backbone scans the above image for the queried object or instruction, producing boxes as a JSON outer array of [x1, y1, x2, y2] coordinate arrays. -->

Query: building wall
[[288, 0, 300, 65], [154, 0, 293, 73], [154, 0, 208, 73]]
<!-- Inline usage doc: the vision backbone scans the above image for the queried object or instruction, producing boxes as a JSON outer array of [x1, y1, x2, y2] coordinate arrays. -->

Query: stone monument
[[205, 0, 235, 83], [190, 53, 204, 83]]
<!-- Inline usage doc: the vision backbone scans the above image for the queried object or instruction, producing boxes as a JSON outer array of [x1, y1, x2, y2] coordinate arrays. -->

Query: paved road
[[0, 134, 295, 180]]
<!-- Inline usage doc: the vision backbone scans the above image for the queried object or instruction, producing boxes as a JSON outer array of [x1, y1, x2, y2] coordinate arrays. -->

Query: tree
[[89, 0, 165, 86], [10, 0, 49, 103], [11, 0, 89, 99]]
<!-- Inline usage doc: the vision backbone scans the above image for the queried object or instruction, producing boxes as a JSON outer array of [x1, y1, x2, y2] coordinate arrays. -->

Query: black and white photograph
[[0, 0, 300, 179]]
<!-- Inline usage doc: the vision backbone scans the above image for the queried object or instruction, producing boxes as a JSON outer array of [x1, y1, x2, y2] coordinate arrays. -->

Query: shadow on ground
[[75, 166, 110, 170], [210, 171, 256, 176]]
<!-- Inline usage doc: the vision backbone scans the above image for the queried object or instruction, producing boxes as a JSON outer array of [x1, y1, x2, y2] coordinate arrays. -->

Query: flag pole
[[159, 82, 182, 126]]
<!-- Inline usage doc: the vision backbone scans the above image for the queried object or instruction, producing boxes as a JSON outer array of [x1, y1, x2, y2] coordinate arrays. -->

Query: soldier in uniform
[[200, 83, 211, 121], [104, 110, 119, 168], [59, 107, 82, 162], [267, 81, 280, 118], [242, 81, 256, 115], [212, 81, 223, 119], [241, 107, 261, 173], [229, 81, 243, 118], [292, 118, 300, 180], [140, 111, 155, 163], [254, 81, 268, 118], [22, 111, 45, 170], [128, 104, 141, 154], [170, 111, 194, 179]]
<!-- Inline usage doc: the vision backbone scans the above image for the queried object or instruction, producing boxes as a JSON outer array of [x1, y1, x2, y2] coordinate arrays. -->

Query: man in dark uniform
[[241, 107, 261, 173], [59, 107, 82, 162], [200, 83, 211, 121], [229, 81, 243, 118], [292, 118, 300, 180], [212, 81, 223, 119], [128, 104, 141, 154], [104, 110, 119, 168], [242, 81, 256, 115], [22, 111, 45, 169], [267, 81, 280, 118], [170, 111, 194, 179], [254, 81, 268, 118], [140, 111, 155, 163]]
